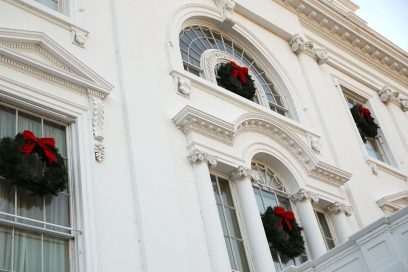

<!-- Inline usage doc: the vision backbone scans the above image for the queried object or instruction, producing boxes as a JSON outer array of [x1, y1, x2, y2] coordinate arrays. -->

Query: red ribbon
[[358, 105, 373, 122], [19, 130, 57, 165], [230, 62, 249, 85], [274, 206, 295, 232]]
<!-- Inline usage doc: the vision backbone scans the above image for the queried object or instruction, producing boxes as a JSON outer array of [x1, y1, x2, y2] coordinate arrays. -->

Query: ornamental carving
[[291, 189, 319, 204], [230, 166, 260, 181], [401, 98, 408, 112], [214, 0, 236, 26], [326, 201, 353, 217], [378, 86, 400, 104], [188, 149, 217, 168], [91, 96, 105, 162], [177, 76, 191, 97], [289, 34, 329, 65]]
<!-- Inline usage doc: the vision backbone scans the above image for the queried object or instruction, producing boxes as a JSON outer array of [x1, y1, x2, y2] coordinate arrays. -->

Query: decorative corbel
[[90, 95, 105, 162], [378, 86, 399, 104], [289, 34, 329, 65], [326, 201, 353, 217], [291, 188, 319, 204], [230, 165, 260, 181], [400, 98, 408, 112], [177, 76, 191, 97], [214, 0, 236, 27], [311, 138, 321, 153], [367, 161, 378, 175], [188, 149, 217, 168], [71, 27, 89, 48]]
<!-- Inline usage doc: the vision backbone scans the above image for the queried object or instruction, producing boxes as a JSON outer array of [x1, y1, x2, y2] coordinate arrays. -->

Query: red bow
[[230, 62, 249, 85], [19, 130, 57, 165], [274, 206, 295, 232], [358, 105, 373, 122]]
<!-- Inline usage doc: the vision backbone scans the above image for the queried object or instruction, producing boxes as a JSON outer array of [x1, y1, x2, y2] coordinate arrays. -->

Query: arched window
[[251, 161, 307, 271], [179, 25, 291, 117]]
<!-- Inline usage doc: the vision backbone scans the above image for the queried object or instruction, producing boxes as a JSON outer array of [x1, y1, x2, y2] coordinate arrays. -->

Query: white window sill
[[366, 157, 408, 181], [170, 68, 322, 141], [3, 0, 88, 35]]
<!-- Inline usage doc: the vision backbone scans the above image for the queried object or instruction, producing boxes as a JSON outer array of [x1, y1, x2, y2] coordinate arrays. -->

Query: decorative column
[[291, 189, 327, 259], [326, 202, 353, 243], [230, 166, 276, 272], [188, 150, 231, 272]]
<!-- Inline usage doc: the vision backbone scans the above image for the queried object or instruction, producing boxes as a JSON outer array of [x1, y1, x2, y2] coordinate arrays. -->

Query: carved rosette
[[230, 166, 260, 182], [326, 201, 353, 217], [188, 149, 217, 168], [291, 189, 319, 204], [289, 34, 329, 65], [90, 96, 105, 162]]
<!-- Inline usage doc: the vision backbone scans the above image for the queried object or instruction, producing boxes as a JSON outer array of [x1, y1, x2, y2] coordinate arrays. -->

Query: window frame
[[210, 171, 253, 272], [313, 208, 337, 251], [0, 100, 76, 272], [342, 87, 392, 165]]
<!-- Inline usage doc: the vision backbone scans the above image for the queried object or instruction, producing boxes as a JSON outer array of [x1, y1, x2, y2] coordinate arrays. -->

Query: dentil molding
[[326, 201, 353, 217], [188, 149, 218, 168], [0, 28, 113, 162], [273, 0, 408, 86], [173, 106, 352, 187], [289, 34, 329, 65]]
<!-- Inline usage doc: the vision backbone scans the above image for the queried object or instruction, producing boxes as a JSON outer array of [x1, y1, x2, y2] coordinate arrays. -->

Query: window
[[34, 0, 69, 15], [314, 210, 335, 250], [211, 174, 250, 272], [343, 89, 389, 163], [179, 25, 290, 117], [0, 103, 71, 272], [251, 162, 307, 272]]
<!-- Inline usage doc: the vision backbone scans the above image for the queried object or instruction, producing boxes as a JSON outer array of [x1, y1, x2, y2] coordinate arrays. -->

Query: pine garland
[[262, 207, 305, 258], [0, 133, 68, 196], [216, 62, 256, 100], [350, 104, 379, 142]]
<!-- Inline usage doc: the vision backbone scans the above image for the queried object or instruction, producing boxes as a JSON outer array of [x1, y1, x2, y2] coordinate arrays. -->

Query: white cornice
[[173, 105, 351, 186], [273, 0, 408, 86], [377, 191, 408, 214]]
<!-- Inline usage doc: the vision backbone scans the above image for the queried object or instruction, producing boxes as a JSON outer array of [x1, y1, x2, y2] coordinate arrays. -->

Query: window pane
[[43, 236, 69, 272], [277, 196, 291, 211], [224, 237, 236, 270], [231, 239, 250, 272], [17, 190, 44, 228], [14, 230, 42, 272], [17, 112, 41, 136], [218, 178, 234, 206], [45, 194, 70, 232], [253, 188, 265, 214], [0, 180, 15, 221], [43, 121, 66, 157], [271, 247, 282, 272], [0, 226, 12, 271], [217, 205, 227, 234], [35, 0, 58, 11], [0, 105, 16, 138], [224, 207, 241, 239], [262, 191, 277, 210]]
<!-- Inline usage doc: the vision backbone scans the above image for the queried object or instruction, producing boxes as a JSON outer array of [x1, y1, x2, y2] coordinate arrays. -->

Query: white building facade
[[0, 0, 407, 271]]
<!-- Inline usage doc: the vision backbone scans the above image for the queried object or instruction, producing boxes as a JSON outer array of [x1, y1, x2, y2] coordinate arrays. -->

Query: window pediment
[[0, 28, 113, 99], [377, 191, 408, 215]]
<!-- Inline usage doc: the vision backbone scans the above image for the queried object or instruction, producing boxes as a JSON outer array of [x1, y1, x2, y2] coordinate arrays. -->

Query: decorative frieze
[[326, 201, 353, 217], [289, 34, 329, 65], [188, 149, 218, 168], [291, 189, 319, 204]]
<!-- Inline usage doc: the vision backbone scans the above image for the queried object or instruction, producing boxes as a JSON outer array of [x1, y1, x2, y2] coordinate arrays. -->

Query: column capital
[[400, 98, 408, 112], [290, 189, 319, 204], [378, 86, 400, 104], [229, 166, 260, 181], [326, 201, 353, 217], [188, 149, 217, 168], [289, 34, 329, 65]]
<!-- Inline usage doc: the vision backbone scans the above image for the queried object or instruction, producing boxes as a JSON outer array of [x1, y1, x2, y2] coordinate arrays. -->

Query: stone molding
[[214, 0, 236, 27], [230, 166, 260, 181], [378, 86, 408, 112], [377, 191, 408, 215], [173, 106, 352, 187], [326, 201, 353, 217], [273, 0, 408, 85], [0, 28, 114, 162], [176, 76, 191, 97], [289, 34, 329, 65], [290, 189, 319, 204], [188, 149, 218, 168]]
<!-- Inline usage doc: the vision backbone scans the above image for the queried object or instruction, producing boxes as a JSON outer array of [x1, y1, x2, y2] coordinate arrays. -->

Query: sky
[[352, 0, 408, 52]]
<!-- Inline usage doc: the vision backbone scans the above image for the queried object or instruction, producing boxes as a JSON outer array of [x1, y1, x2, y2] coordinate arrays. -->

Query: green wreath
[[350, 104, 379, 143], [262, 206, 305, 259], [216, 61, 256, 100], [0, 131, 68, 197]]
